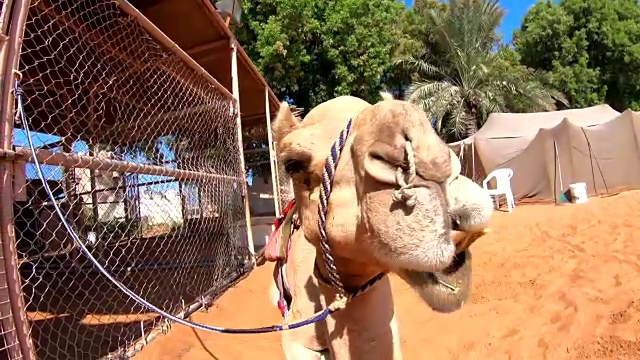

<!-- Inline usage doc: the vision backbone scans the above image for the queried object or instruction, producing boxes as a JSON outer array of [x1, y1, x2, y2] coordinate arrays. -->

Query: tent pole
[[580, 128, 598, 194], [554, 139, 565, 203], [459, 144, 464, 177], [580, 128, 609, 194], [553, 139, 558, 205], [471, 141, 477, 182]]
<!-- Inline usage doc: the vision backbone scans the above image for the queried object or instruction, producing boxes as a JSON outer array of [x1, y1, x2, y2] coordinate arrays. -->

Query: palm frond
[[394, 55, 445, 79], [399, 0, 568, 142]]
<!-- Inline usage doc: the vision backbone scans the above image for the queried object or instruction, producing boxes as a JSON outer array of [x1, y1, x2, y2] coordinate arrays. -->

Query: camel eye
[[370, 153, 385, 162], [451, 218, 461, 231], [284, 159, 305, 174]]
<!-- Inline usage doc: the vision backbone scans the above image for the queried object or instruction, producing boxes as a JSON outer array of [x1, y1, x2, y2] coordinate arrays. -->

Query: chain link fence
[[3, 0, 253, 358]]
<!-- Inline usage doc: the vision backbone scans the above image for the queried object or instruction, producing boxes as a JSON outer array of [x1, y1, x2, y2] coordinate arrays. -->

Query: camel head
[[273, 94, 493, 311]]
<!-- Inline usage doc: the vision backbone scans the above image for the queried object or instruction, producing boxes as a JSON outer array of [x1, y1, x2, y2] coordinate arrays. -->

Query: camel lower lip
[[399, 249, 472, 313]]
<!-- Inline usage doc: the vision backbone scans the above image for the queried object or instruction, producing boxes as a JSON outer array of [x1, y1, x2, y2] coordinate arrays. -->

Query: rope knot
[[13, 79, 24, 102], [392, 188, 417, 207], [328, 294, 349, 312], [392, 141, 418, 207]]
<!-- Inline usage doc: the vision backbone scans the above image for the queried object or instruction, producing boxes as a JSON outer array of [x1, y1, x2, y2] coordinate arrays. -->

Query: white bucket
[[569, 182, 588, 204]]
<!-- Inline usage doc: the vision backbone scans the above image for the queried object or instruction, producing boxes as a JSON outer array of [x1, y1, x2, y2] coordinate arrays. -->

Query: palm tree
[[396, 0, 567, 142]]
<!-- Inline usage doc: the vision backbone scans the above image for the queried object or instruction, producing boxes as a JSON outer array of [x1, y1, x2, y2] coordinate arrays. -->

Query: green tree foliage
[[396, 0, 566, 142], [513, 0, 640, 110], [384, 0, 447, 99], [235, 0, 404, 111]]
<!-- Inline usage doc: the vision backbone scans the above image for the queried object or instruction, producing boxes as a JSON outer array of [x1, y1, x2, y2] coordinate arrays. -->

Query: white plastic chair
[[482, 168, 515, 213]]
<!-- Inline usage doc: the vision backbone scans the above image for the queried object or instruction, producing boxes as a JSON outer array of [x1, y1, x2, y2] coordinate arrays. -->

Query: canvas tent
[[449, 105, 640, 202]]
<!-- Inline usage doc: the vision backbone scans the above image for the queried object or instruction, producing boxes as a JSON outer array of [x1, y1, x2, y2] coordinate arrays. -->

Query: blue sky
[[402, 0, 537, 44]]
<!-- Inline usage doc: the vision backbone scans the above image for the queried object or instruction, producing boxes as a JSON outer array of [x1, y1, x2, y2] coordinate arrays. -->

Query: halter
[[270, 117, 387, 319], [272, 116, 430, 318], [315, 118, 386, 309]]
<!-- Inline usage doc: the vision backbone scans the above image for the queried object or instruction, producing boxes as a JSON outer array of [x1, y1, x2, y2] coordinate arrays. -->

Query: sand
[[134, 190, 640, 360]]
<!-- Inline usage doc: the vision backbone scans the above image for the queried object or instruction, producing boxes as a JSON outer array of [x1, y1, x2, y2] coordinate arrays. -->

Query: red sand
[[135, 191, 640, 359]]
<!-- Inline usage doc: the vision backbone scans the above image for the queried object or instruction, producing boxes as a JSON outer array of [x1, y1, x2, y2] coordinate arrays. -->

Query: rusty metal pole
[[0, 0, 37, 358], [0, 1, 14, 37], [230, 40, 255, 264], [0, 0, 18, 358]]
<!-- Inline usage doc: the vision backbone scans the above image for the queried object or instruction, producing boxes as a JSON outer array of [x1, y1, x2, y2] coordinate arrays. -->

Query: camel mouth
[[398, 249, 472, 313], [397, 221, 484, 313]]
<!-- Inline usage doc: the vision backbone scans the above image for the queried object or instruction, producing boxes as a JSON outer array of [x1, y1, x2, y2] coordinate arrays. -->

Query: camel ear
[[272, 102, 301, 143], [272, 102, 310, 175], [447, 148, 462, 185], [379, 91, 395, 102]]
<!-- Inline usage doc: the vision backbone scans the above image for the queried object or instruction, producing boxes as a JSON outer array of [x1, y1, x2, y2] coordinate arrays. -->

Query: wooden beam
[[185, 39, 230, 64], [265, 87, 281, 217], [231, 40, 255, 260], [241, 113, 269, 123], [200, 0, 281, 113], [186, 39, 229, 56]]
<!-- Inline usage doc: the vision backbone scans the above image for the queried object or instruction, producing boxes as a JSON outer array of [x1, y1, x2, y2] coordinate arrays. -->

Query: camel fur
[[268, 93, 494, 359]]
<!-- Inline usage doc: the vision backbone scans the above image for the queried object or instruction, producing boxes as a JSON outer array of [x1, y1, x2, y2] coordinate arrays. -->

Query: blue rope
[[14, 81, 336, 334], [317, 118, 353, 296]]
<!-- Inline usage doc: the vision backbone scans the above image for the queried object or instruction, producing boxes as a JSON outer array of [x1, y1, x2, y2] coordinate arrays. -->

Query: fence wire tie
[[140, 321, 147, 346], [112, 347, 128, 360], [12, 74, 22, 124], [200, 295, 211, 312], [164, 318, 174, 334]]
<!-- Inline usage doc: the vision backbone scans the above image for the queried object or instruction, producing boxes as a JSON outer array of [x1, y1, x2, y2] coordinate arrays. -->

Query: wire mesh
[[0, 267, 23, 360], [8, 0, 252, 358], [276, 157, 294, 209]]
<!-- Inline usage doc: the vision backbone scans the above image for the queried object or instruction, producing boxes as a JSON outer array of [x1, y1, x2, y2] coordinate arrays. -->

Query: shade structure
[[449, 106, 640, 202]]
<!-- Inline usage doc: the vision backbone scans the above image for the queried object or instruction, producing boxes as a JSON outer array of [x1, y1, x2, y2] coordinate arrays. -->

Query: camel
[[265, 93, 494, 360]]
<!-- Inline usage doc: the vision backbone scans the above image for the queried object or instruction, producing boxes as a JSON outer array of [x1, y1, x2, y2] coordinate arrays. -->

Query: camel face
[[350, 100, 457, 273], [272, 96, 485, 284]]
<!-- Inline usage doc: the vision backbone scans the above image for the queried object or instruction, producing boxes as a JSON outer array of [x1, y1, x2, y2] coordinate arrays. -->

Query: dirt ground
[[135, 191, 640, 360]]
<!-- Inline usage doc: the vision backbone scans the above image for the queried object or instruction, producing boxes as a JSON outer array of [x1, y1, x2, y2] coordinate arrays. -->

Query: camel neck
[[314, 253, 384, 293]]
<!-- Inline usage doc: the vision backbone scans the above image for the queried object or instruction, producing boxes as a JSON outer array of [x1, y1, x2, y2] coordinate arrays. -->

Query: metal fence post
[[264, 87, 281, 218], [230, 40, 255, 263]]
